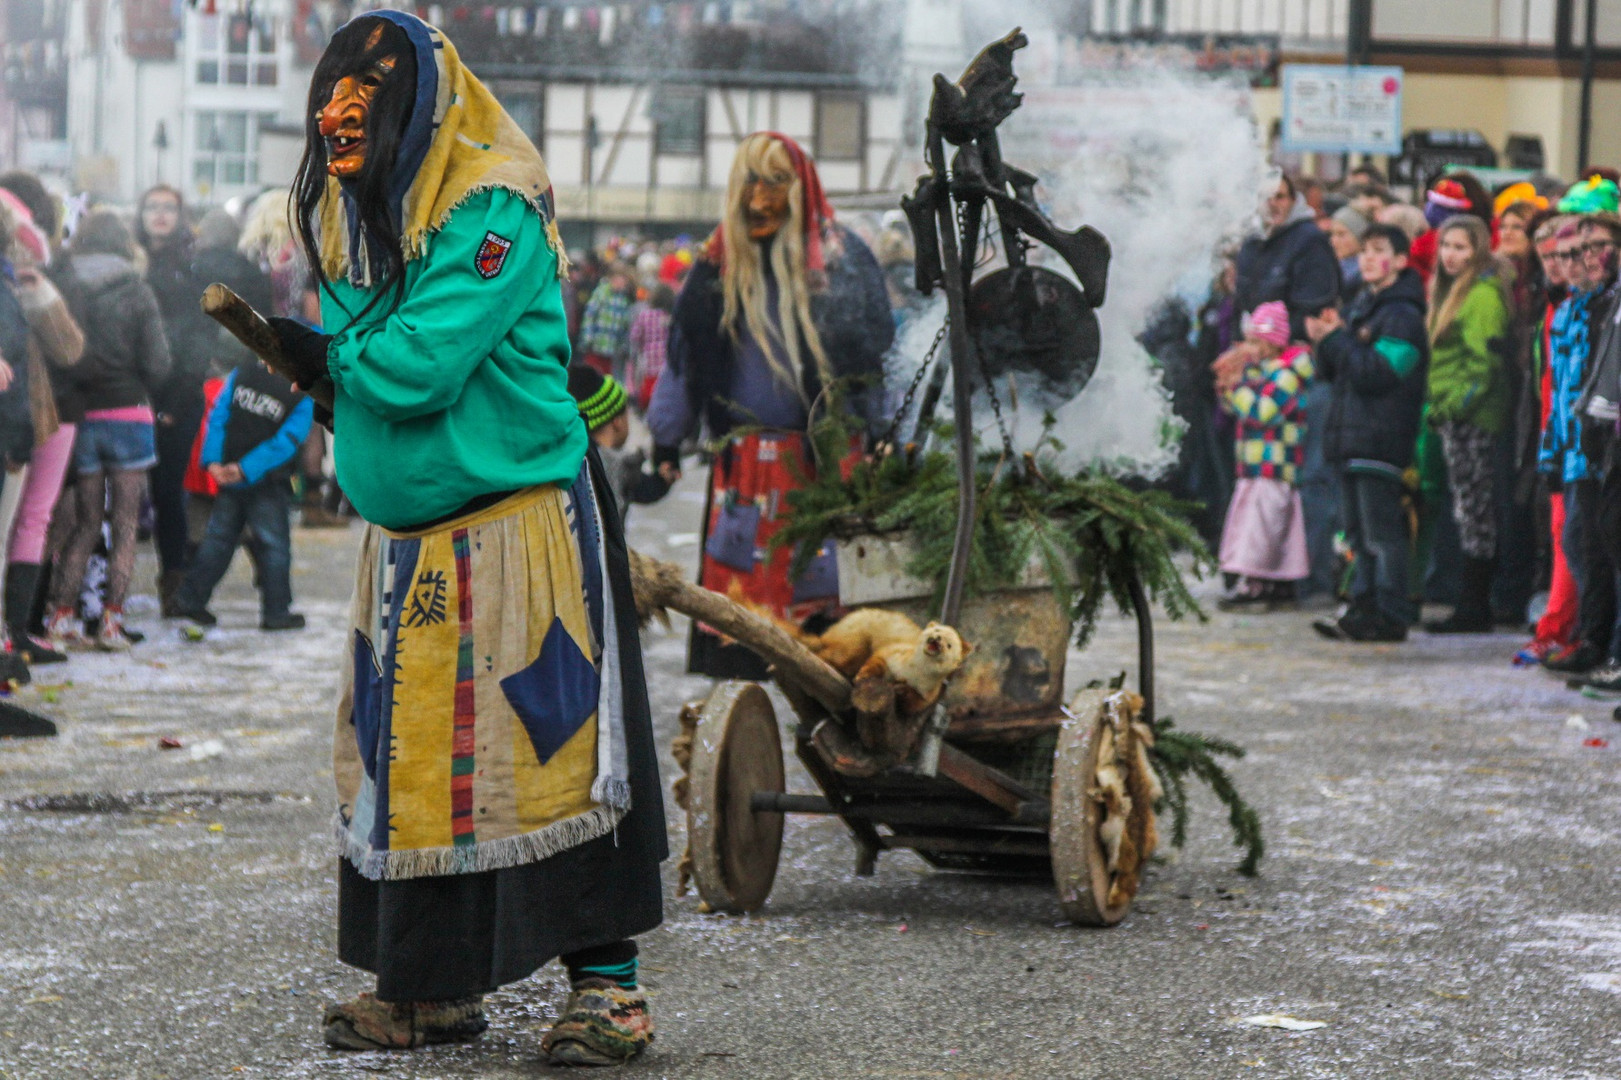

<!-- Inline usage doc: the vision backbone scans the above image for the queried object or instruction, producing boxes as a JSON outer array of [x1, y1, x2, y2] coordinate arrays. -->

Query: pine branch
[[1147, 716, 1265, 876]]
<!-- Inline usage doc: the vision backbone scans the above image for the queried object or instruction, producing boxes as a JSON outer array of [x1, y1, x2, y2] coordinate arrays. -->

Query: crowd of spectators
[[1163, 159, 1621, 706], [0, 175, 338, 686]]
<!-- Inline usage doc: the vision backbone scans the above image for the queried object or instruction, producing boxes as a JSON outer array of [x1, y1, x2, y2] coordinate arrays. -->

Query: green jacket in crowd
[[321, 189, 587, 530], [1426, 276, 1512, 435]]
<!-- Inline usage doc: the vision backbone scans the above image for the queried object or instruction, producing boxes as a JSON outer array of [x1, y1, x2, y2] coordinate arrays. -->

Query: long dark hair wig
[[292, 15, 418, 328]]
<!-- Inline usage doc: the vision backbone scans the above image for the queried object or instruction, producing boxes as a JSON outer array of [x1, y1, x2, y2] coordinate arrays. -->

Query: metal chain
[[880, 317, 949, 447], [975, 340, 1017, 463]]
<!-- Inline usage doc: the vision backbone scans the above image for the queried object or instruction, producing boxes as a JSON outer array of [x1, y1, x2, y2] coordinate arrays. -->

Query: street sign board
[[1280, 64, 1403, 155]]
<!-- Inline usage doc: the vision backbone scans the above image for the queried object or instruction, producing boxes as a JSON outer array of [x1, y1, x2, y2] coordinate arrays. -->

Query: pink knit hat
[[1244, 301, 1291, 348], [0, 188, 48, 267]]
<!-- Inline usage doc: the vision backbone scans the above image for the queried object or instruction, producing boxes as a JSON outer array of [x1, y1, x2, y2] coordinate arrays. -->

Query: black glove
[[267, 316, 333, 391], [652, 444, 682, 474]]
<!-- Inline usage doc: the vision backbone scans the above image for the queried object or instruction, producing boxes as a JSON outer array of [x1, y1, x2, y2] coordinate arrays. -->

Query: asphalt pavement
[[2, 469, 1620, 1079]]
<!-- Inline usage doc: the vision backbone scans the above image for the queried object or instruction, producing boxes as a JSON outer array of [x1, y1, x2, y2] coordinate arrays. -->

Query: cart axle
[[750, 790, 1050, 828]]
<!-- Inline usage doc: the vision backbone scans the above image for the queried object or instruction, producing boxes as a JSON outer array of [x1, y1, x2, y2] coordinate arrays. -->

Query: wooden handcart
[[636, 543, 1163, 927]]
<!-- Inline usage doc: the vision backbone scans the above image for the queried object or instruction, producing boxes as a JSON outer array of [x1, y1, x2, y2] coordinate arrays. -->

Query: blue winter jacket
[[1314, 268, 1430, 473]]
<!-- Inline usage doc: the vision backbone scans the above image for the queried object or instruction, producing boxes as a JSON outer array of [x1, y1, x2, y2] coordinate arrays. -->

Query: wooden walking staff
[[198, 283, 337, 411]]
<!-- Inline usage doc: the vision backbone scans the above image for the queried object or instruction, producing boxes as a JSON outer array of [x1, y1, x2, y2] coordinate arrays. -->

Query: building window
[[194, 12, 277, 87], [493, 83, 544, 145], [651, 86, 705, 156], [816, 93, 864, 161], [193, 110, 274, 192]]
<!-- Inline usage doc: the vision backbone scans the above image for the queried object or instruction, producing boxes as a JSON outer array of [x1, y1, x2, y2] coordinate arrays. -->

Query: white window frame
[[188, 8, 281, 88]]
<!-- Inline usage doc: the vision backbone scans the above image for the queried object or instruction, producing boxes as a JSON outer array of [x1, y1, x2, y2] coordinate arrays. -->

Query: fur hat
[[1243, 301, 1291, 348], [567, 365, 628, 432]]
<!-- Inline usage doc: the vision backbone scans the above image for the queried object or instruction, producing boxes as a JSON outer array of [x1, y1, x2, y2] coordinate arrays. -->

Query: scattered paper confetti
[[1584, 738, 1609, 748], [1566, 714, 1591, 730], [208, 823, 225, 833], [189, 739, 225, 761], [1240, 1014, 1327, 1031]]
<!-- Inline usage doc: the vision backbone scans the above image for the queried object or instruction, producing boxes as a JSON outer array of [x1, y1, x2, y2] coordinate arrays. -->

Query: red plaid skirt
[[689, 431, 845, 678]]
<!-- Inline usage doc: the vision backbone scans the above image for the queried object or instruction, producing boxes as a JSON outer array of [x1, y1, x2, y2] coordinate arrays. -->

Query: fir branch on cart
[[777, 408, 1217, 649]]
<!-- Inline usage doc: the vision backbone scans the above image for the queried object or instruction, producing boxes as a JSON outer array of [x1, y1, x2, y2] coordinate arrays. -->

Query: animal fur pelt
[[671, 699, 702, 897], [792, 608, 970, 725], [629, 547, 971, 771], [1088, 691, 1159, 910]]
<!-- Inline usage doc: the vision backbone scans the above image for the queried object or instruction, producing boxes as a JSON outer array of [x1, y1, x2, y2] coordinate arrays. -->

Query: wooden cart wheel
[[686, 680, 785, 913], [1051, 688, 1157, 926]]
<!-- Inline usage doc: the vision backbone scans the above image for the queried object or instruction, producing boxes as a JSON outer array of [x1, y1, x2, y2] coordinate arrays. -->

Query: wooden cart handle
[[199, 282, 336, 410]]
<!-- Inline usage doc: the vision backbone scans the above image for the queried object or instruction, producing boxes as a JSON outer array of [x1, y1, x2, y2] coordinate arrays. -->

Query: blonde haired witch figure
[[648, 133, 895, 676], [265, 10, 663, 1063]]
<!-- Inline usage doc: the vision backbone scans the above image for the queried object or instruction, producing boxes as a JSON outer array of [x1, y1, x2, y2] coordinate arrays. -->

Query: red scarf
[[704, 132, 836, 274]]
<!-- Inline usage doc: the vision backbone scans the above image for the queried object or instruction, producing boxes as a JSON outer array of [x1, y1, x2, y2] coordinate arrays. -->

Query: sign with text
[[1280, 64, 1403, 155]]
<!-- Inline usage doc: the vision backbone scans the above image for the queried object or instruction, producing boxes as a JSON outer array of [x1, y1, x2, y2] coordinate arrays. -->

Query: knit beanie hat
[[1425, 179, 1472, 229], [1243, 301, 1291, 348], [1331, 205, 1370, 240], [1558, 175, 1621, 216], [568, 364, 628, 432]]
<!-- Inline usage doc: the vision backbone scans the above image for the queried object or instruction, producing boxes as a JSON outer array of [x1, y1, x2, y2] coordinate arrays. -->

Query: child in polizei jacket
[[1216, 300, 1315, 611], [172, 359, 313, 631]]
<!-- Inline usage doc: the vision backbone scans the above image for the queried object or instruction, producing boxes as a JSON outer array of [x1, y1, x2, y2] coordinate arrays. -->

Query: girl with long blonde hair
[[646, 132, 894, 678], [1424, 213, 1513, 633]]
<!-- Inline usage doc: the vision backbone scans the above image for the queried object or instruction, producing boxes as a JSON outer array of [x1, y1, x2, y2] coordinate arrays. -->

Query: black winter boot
[[4, 562, 36, 642], [1425, 555, 1495, 633], [3, 563, 62, 665]]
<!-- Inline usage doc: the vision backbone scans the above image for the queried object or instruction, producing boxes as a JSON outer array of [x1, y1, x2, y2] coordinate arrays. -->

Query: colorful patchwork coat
[[1224, 343, 1316, 486]]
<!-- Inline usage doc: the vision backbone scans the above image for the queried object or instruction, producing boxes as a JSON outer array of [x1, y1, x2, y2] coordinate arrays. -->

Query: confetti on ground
[[1240, 1014, 1327, 1031], [189, 739, 225, 760], [1578, 973, 1621, 993]]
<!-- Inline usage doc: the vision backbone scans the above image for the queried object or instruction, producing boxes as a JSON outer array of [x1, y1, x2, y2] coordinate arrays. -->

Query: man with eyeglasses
[[1540, 177, 1621, 678]]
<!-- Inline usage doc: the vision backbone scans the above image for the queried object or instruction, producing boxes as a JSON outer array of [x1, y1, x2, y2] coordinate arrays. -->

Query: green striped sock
[[574, 958, 638, 989]]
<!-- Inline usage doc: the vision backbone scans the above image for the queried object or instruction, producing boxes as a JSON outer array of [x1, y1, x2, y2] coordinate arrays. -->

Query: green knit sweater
[[1426, 277, 1512, 435], [321, 189, 586, 530]]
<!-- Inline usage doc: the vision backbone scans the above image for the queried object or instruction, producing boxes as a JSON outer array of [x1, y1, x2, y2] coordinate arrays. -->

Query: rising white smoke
[[885, 25, 1264, 478]]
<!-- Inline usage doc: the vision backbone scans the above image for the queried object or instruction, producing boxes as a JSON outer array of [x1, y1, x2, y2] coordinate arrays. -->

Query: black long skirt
[[336, 449, 668, 1002]]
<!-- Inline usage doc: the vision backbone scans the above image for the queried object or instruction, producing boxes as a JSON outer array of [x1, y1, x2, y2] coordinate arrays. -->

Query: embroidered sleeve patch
[[475, 231, 513, 279]]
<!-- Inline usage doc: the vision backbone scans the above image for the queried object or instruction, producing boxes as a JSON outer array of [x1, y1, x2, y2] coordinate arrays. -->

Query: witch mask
[[311, 20, 413, 181], [742, 171, 792, 240]]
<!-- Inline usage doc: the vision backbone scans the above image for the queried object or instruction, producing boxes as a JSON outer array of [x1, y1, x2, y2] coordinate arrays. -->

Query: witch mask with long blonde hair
[[718, 134, 834, 401]]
